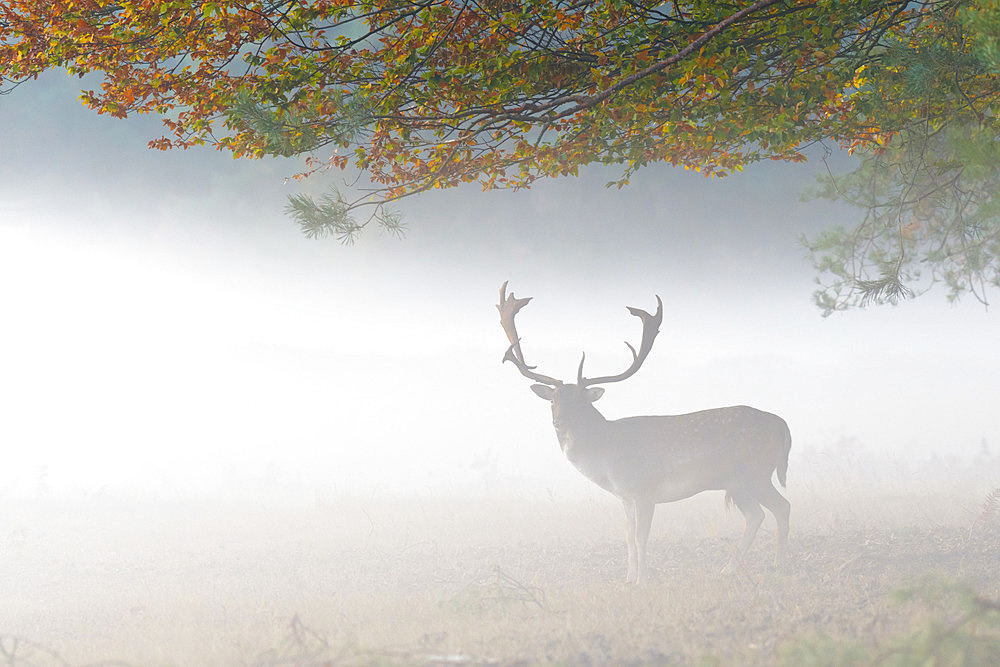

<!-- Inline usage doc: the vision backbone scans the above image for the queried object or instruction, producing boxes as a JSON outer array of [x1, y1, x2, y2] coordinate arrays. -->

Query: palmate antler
[[578, 296, 662, 387], [498, 281, 662, 388], [497, 281, 563, 386]]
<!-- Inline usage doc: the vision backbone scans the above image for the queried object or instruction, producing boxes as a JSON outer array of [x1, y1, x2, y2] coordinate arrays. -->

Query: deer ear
[[530, 384, 555, 400], [585, 387, 605, 402]]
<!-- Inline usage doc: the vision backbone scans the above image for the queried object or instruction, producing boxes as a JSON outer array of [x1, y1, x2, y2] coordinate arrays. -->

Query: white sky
[[1, 73, 997, 501]]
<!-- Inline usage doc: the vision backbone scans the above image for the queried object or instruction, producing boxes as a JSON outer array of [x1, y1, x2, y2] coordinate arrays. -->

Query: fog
[[1, 73, 998, 664], [2, 73, 996, 503]]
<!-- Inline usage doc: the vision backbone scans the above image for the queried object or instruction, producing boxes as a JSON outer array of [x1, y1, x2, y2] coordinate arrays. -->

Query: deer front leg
[[634, 499, 655, 583], [622, 498, 638, 583], [623, 497, 656, 583]]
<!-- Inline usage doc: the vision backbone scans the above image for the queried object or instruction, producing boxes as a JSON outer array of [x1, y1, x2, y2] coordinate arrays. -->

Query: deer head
[[496, 281, 663, 419]]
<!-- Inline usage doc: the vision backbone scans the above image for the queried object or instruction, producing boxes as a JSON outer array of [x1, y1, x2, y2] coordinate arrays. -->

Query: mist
[[1, 73, 998, 664]]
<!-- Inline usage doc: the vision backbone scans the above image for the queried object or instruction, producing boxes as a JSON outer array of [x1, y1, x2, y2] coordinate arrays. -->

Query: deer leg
[[723, 490, 764, 574], [634, 500, 655, 583], [755, 481, 791, 566], [621, 498, 638, 584]]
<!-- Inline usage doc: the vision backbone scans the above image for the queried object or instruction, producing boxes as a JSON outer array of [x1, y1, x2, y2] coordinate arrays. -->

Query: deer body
[[552, 403, 789, 502], [499, 283, 791, 583]]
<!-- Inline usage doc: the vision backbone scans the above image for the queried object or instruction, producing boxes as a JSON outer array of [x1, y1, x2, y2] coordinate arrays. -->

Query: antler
[[497, 281, 562, 386], [578, 295, 662, 387]]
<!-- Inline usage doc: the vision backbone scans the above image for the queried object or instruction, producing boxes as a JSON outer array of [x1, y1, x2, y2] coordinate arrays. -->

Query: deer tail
[[776, 421, 791, 488]]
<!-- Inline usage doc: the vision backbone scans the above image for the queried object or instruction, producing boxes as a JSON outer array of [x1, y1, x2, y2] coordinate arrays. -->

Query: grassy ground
[[1, 487, 998, 666]]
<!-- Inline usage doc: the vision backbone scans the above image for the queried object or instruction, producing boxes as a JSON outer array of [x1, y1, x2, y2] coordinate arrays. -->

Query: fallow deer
[[497, 281, 791, 583]]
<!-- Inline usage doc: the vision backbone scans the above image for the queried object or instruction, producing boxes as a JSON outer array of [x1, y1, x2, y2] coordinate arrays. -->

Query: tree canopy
[[806, 0, 1000, 313], [2, 1, 999, 311]]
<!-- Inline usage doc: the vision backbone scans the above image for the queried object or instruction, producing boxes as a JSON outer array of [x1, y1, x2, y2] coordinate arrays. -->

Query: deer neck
[[554, 404, 609, 458]]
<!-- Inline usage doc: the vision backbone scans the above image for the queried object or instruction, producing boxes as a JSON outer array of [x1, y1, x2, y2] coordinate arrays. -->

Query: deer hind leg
[[722, 490, 764, 574], [755, 480, 791, 566]]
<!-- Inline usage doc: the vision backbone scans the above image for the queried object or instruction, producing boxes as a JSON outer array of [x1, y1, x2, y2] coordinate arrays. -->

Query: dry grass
[[0, 484, 998, 666]]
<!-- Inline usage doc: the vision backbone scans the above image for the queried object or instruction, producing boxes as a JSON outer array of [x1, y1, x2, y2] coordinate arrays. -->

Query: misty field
[[2, 476, 999, 666]]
